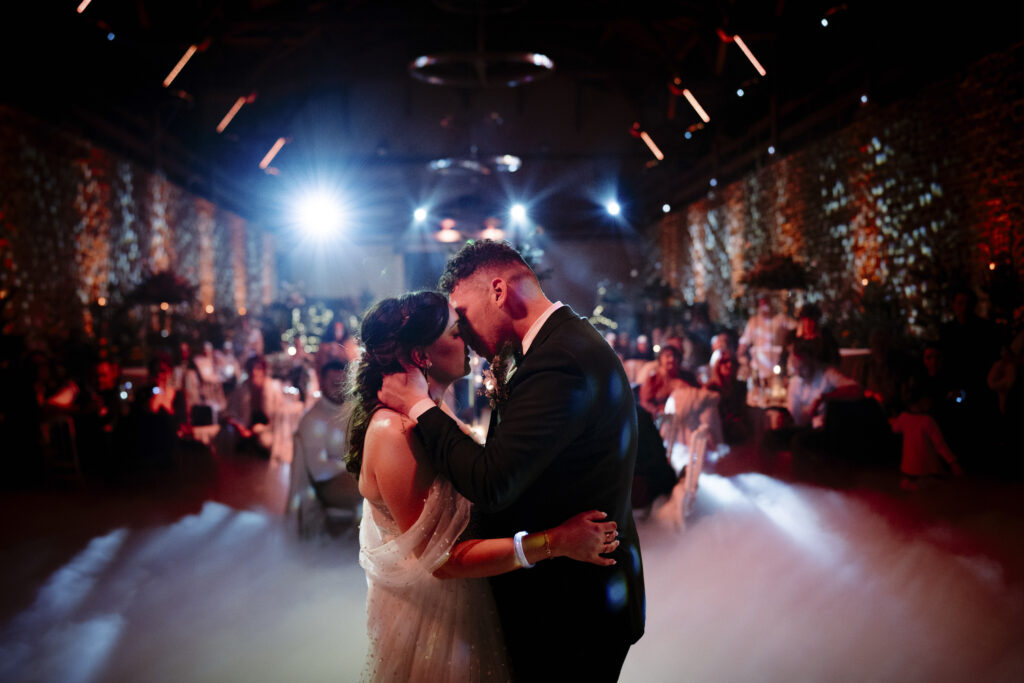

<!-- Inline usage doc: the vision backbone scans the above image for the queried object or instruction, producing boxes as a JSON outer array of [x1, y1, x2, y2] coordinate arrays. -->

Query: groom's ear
[[490, 277, 507, 307]]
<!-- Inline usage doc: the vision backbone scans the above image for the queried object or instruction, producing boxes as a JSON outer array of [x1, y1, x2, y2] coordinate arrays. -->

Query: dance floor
[[1, 447, 1022, 682]]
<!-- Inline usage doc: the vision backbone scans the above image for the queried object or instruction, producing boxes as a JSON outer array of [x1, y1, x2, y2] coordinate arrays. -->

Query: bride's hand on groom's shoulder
[[377, 361, 429, 416], [549, 511, 619, 566]]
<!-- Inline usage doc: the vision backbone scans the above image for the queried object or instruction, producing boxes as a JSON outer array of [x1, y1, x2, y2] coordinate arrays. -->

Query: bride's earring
[[421, 359, 432, 382]]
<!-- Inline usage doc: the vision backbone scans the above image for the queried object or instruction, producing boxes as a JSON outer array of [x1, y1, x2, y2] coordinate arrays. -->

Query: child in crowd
[[890, 387, 963, 490]]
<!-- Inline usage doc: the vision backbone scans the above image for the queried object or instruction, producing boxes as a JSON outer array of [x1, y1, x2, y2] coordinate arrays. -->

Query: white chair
[[655, 385, 721, 529]]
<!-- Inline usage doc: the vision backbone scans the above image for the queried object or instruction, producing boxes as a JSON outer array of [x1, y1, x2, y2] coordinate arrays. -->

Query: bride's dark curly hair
[[345, 290, 450, 477]]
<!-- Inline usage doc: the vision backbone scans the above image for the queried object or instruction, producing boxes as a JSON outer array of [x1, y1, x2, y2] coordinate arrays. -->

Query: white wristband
[[513, 530, 534, 569]]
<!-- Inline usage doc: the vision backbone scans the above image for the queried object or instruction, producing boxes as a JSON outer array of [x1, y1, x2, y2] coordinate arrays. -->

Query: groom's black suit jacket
[[416, 305, 645, 672]]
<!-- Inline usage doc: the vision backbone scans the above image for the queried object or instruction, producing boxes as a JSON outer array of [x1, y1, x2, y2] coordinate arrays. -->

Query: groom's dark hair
[[438, 240, 535, 294]]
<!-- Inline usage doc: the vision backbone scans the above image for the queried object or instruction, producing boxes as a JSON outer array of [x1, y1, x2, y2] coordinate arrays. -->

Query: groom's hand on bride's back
[[378, 361, 429, 416], [548, 510, 619, 566]]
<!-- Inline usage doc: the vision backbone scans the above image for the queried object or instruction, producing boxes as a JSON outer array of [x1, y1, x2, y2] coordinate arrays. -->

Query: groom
[[380, 240, 645, 681]]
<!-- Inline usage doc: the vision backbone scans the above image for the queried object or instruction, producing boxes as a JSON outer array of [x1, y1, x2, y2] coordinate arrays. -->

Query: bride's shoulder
[[367, 407, 417, 436]]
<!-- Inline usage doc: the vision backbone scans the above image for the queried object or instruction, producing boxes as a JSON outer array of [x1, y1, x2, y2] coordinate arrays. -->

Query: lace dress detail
[[359, 477, 510, 682]]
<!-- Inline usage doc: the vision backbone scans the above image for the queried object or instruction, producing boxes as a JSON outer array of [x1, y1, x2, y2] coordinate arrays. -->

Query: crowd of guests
[[2, 286, 1020, 531], [0, 315, 362, 502], [616, 288, 1023, 499]]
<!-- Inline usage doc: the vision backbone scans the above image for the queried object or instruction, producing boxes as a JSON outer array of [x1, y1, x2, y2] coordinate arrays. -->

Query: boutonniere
[[480, 341, 519, 410]]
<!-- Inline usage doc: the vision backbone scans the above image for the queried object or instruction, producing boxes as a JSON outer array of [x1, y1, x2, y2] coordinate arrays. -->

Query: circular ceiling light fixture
[[410, 52, 554, 88]]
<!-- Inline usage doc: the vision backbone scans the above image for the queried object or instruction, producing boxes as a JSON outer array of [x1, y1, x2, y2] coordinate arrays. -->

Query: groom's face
[[449, 276, 502, 359]]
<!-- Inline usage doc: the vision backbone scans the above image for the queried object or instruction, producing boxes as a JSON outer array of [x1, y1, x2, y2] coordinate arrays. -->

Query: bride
[[346, 291, 619, 682]]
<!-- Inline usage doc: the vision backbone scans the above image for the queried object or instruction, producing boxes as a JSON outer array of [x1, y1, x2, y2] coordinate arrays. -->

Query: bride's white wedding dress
[[359, 475, 510, 682]]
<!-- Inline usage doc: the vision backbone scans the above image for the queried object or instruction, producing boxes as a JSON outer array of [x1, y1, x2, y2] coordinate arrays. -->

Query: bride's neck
[[426, 377, 451, 404]]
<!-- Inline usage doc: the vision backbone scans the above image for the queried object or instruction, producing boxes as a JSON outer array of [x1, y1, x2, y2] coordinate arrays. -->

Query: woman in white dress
[[346, 292, 619, 682]]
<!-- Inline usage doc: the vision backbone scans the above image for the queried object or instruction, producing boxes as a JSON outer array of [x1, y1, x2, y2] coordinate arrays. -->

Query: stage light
[[639, 131, 664, 161], [605, 200, 621, 216], [684, 131, 692, 140], [861, 278, 869, 286], [709, 178, 718, 187], [510, 203, 527, 222], [768, 145, 776, 155], [682, 89, 710, 123], [97, 297, 107, 307], [860, 94, 869, 104], [205, 304, 215, 314], [662, 204, 671, 213], [989, 262, 997, 271], [737, 88, 745, 97], [259, 137, 288, 170], [732, 35, 767, 77], [107, 32, 115, 41], [821, 18, 829, 27], [296, 190, 344, 238], [160, 302, 170, 311], [76, 0, 93, 13], [414, 207, 428, 222], [163, 45, 198, 88]]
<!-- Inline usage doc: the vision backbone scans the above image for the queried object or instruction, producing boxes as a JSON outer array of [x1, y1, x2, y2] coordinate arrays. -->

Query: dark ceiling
[[4, 1, 1021, 241]]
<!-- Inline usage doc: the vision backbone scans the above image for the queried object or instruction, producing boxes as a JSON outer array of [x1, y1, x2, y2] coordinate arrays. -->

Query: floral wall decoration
[[657, 47, 1023, 343], [0, 105, 275, 343]]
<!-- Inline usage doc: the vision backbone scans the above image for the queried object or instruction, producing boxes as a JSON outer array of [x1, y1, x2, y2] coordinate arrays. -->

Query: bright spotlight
[[768, 145, 776, 155], [413, 207, 428, 222], [709, 178, 718, 187], [662, 204, 671, 213], [296, 191, 344, 238], [821, 18, 829, 27], [510, 203, 527, 222], [736, 88, 745, 97], [605, 200, 621, 216]]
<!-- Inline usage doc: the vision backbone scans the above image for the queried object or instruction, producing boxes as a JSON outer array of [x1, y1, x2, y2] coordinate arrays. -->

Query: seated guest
[[856, 329, 914, 417], [706, 347, 750, 445], [188, 341, 227, 425], [222, 355, 284, 458], [132, 354, 187, 467], [639, 345, 697, 420], [891, 386, 963, 490], [787, 338, 863, 430], [780, 303, 841, 373], [627, 334, 655, 362], [316, 318, 359, 372], [288, 359, 361, 537], [630, 391, 677, 512]]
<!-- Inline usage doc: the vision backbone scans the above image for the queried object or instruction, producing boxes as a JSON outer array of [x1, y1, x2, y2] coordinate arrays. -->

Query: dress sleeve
[[358, 479, 472, 587]]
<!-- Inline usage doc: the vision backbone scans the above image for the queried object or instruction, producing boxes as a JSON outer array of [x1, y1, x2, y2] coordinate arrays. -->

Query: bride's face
[[425, 306, 471, 384]]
